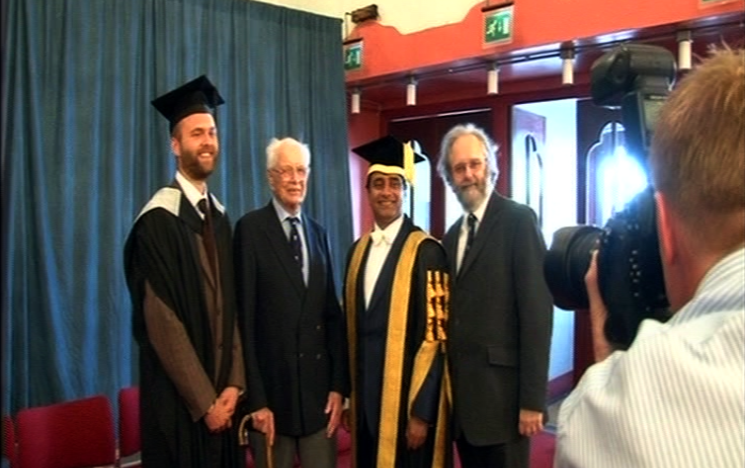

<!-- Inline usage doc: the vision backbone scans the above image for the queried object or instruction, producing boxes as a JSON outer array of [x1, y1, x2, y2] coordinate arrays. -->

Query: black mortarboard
[[352, 135, 426, 183], [151, 75, 225, 132]]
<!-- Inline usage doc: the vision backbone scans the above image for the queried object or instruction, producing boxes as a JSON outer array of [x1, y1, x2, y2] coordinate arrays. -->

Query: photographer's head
[[438, 124, 499, 211], [650, 46, 745, 311]]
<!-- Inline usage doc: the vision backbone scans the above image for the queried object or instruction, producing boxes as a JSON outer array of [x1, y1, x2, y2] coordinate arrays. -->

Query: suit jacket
[[234, 201, 348, 437], [443, 192, 553, 447]]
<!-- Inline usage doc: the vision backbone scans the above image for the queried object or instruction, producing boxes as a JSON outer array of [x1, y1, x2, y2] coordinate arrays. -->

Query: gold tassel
[[403, 141, 415, 186]]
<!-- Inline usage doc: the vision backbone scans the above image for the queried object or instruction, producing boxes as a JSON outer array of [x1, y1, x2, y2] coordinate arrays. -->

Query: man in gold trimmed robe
[[344, 136, 451, 468]]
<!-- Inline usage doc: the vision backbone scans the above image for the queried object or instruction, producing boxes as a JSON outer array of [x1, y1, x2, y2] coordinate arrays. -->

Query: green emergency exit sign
[[344, 40, 363, 71], [484, 5, 514, 45]]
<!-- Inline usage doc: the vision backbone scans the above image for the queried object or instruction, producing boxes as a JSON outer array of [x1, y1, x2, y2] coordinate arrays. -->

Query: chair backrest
[[15, 394, 116, 468], [117, 386, 140, 459], [2, 415, 17, 468]]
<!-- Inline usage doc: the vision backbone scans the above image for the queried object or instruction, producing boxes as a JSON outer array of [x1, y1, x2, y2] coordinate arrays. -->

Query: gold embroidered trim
[[377, 231, 427, 467], [344, 234, 370, 468], [345, 232, 451, 468]]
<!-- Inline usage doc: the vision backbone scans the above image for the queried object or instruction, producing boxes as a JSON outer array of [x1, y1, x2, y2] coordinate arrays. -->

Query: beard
[[455, 178, 489, 211], [179, 145, 218, 181]]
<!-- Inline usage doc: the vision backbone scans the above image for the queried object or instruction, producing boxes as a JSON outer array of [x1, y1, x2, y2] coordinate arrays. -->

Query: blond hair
[[650, 46, 745, 252]]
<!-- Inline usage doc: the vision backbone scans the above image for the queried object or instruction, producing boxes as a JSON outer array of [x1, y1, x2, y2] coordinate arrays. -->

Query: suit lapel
[[260, 203, 305, 295], [304, 218, 321, 293], [459, 192, 502, 278], [444, 218, 462, 279]]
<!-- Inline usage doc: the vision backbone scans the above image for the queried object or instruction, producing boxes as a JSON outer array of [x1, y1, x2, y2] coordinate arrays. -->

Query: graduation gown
[[124, 185, 245, 468], [344, 216, 452, 468]]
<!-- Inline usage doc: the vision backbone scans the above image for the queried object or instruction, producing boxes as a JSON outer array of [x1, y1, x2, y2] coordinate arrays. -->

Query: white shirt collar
[[272, 197, 303, 224], [176, 171, 207, 211], [371, 215, 404, 246]]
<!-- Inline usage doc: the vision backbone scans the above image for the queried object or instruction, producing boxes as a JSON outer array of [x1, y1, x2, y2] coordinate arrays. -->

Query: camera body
[[544, 44, 676, 349]]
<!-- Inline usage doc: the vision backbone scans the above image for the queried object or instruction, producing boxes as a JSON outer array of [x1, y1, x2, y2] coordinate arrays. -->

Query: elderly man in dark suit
[[438, 124, 553, 468], [233, 137, 349, 468]]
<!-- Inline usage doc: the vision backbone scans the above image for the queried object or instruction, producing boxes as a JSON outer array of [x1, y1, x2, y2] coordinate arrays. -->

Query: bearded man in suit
[[438, 124, 553, 468]]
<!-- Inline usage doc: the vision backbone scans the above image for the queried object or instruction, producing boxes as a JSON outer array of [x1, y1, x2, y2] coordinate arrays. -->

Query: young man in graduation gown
[[344, 136, 451, 468], [124, 75, 246, 468], [233, 137, 349, 468]]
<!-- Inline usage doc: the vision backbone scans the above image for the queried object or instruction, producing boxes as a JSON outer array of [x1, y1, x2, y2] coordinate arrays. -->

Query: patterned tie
[[197, 198, 217, 276], [287, 217, 303, 269], [463, 212, 477, 262]]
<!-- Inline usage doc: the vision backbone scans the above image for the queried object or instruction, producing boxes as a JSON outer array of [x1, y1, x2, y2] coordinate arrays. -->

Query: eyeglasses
[[452, 159, 485, 176], [271, 165, 310, 180]]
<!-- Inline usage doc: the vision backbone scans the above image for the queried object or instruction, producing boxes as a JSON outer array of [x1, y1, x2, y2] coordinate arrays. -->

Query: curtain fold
[[1, 0, 352, 414]]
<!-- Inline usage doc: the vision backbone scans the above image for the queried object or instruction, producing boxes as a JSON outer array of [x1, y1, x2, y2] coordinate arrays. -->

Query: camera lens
[[544, 225, 602, 311]]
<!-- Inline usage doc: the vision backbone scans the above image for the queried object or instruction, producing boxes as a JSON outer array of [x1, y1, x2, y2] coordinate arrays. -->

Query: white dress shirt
[[364, 215, 404, 308], [176, 171, 209, 219], [555, 248, 745, 468], [456, 196, 488, 273]]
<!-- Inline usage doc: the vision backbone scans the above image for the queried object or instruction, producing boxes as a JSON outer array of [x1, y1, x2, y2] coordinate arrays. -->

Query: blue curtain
[[1, 0, 352, 414]]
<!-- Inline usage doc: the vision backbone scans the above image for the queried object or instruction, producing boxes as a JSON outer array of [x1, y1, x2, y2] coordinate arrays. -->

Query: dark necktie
[[197, 198, 217, 276], [287, 217, 303, 269], [463, 212, 477, 262]]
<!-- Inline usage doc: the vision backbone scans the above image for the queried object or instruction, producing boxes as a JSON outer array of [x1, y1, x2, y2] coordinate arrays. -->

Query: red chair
[[15, 394, 116, 468], [2, 415, 17, 468], [117, 386, 141, 467]]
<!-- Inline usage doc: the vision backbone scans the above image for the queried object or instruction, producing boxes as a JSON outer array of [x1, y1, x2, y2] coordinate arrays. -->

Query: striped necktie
[[287, 216, 303, 270]]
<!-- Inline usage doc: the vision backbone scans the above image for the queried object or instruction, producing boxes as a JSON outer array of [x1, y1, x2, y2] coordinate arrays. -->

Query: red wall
[[345, 0, 743, 82], [347, 109, 383, 236]]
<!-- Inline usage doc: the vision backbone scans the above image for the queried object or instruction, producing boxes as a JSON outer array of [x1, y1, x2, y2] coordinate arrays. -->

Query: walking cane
[[265, 434, 274, 468], [238, 413, 274, 468]]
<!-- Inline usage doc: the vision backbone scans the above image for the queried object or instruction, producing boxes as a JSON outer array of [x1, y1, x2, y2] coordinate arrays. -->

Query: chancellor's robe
[[344, 216, 451, 468]]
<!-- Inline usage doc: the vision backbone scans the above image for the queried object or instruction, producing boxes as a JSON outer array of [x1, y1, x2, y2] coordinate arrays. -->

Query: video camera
[[544, 44, 676, 349]]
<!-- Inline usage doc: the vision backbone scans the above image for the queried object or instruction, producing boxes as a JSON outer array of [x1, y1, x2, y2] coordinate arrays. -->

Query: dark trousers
[[208, 431, 224, 467], [356, 412, 378, 468], [455, 436, 506, 468], [455, 435, 530, 468], [249, 427, 336, 468]]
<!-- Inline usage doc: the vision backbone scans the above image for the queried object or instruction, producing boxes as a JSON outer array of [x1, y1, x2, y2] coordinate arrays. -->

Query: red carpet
[[529, 431, 556, 468]]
